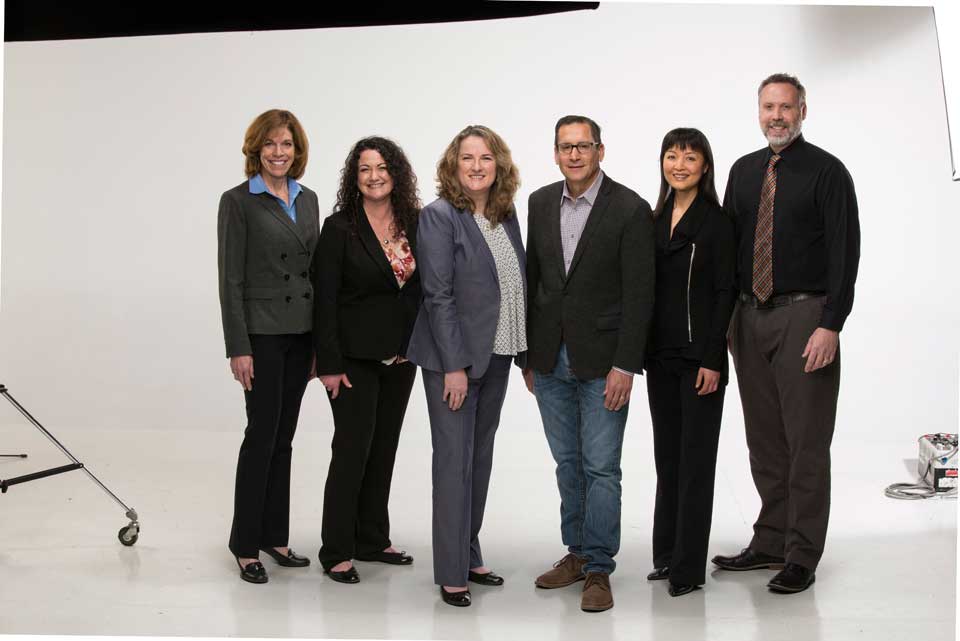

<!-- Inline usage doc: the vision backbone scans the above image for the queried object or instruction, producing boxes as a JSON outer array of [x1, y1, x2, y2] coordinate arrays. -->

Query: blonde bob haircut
[[436, 125, 520, 226], [242, 109, 309, 179]]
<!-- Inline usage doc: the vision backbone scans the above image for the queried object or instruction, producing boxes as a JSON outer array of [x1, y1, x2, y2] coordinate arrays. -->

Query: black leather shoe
[[261, 547, 310, 567], [767, 563, 815, 593], [236, 558, 268, 584], [355, 550, 414, 565], [646, 567, 669, 581], [668, 581, 701, 597], [324, 565, 360, 584], [440, 586, 471, 607], [711, 547, 785, 571], [468, 570, 504, 586]]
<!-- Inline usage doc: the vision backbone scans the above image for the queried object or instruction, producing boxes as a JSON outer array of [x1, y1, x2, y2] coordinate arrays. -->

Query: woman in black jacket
[[644, 128, 736, 597], [313, 136, 421, 583]]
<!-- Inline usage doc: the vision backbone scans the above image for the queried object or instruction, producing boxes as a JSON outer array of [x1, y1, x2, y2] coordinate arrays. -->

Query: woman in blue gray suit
[[218, 109, 319, 584], [406, 125, 526, 607]]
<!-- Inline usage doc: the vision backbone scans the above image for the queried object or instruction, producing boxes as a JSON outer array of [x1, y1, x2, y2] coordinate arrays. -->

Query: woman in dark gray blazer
[[217, 109, 319, 584], [313, 137, 421, 584], [406, 125, 526, 607], [644, 128, 736, 597]]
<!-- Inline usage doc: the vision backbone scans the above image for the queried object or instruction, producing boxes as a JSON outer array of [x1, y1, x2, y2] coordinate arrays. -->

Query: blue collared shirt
[[249, 174, 302, 222]]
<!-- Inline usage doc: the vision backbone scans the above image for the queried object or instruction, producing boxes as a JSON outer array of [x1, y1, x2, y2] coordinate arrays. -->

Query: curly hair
[[242, 109, 308, 179], [436, 125, 520, 226], [334, 136, 421, 238]]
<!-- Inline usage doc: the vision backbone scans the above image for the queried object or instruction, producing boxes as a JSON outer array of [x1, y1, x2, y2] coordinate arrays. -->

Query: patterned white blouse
[[472, 212, 527, 356]]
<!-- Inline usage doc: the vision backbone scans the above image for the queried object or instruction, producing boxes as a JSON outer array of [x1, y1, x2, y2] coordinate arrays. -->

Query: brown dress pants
[[730, 295, 840, 571]]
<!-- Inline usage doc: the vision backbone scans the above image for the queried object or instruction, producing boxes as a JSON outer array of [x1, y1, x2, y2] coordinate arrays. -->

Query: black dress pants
[[229, 332, 312, 559], [318, 358, 417, 569], [646, 357, 725, 585]]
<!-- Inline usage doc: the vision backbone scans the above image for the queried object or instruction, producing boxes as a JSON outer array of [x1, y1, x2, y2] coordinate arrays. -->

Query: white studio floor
[[0, 374, 955, 641]]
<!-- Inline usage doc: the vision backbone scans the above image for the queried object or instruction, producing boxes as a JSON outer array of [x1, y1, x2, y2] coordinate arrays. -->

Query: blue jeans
[[533, 344, 628, 575]]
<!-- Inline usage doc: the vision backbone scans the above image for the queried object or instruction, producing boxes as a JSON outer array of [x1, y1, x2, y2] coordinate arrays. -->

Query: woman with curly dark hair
[[312, 136, 422, 583]]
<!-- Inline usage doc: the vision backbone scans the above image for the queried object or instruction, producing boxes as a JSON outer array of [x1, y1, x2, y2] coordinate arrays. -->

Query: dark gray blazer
[[217, 180, 320, 357], [406, 197, 526, 379], [526, 175, 655, 379]]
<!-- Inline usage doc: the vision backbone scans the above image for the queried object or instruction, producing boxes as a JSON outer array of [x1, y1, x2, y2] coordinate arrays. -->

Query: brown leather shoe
[[535, 553, 586, 589], [580, 572, 613, 612]]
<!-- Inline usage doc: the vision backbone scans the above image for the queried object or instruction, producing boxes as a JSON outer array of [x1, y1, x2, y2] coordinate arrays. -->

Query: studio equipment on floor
[[884, 433, 958, 500], [0, 383, 141, 544]]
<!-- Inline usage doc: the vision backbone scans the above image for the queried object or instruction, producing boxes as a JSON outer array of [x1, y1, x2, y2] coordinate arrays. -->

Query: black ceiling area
[[4, 2, 599, 42]]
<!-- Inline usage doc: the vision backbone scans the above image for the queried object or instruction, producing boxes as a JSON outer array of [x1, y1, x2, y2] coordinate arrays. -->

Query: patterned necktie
[[752, 153, 781, 302]]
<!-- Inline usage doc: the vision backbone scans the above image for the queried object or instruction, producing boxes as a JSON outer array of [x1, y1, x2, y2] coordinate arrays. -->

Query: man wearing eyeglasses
[[524, 115, 654, 612]]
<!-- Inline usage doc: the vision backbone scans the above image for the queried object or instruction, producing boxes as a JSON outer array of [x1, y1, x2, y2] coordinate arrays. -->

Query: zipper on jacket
[[687, 243, 696, 342]]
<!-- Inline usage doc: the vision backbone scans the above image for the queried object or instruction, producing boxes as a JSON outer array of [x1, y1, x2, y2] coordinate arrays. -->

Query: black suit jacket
[[526, 175, 655, 379], [647, 193, 736, 376], [312, 209, 422, 375]]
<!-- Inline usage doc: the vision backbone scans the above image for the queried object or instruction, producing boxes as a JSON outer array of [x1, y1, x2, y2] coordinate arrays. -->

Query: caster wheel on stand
[[118, 524, 139, 546]]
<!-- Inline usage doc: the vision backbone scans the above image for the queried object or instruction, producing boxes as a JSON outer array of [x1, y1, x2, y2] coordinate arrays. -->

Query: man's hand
[[801, 328, 839, 373], [522, 368, 535, 394], [603, 369, 634, 411], [443, 369, 469, 411], [230, 355, 254, 391]]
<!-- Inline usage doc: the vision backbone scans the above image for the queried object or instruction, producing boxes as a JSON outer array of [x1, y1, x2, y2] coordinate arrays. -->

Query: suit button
[[284, 274, 290, 281], [281, 253, 287, 260], [300, 271, 307, 278], [303, 292, 311, 299], [285, 296, 292, 303]]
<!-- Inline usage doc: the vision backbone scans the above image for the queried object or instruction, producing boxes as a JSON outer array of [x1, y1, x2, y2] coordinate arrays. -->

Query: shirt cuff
[[612, 366, 635, 377]]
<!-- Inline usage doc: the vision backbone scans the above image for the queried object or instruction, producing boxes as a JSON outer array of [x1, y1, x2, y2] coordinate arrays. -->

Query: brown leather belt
[[738, 291, 822, 309]]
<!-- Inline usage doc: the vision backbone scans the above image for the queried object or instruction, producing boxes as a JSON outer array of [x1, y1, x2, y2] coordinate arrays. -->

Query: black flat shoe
[[468, 570, 504, 586], [767, 563, 815, 594], [668, 581, 701, 597], [261, 547, 310, 567], [355, 550, 414, 565], [323, 565, 360, 584], [646, 567, 669, 581], [236, 558, 268, 584], [440, 586, 471, 607]]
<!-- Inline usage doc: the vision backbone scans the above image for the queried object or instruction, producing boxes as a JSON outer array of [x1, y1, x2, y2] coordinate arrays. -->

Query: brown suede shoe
[[580, 572, 613, 612], [534, 553, 586, 589]]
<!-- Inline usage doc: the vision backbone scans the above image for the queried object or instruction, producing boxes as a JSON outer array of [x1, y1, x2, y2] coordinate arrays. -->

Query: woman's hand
[[695, 367, 721, 396], [320, 373, 352, 399], [230, 356, 254, 391], [443, 369, 469, 411]]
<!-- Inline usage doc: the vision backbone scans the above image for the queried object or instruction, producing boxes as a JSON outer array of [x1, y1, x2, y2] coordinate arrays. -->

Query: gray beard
[[765, 123, 801, 148]]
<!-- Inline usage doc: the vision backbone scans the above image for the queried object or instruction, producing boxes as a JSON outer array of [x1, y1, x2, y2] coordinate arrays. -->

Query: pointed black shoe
[[261, 547, 310, 567], [668, 581, 701, 597], [236, 558, 268, 584], [323, 565, 360, 584], [440, 586, 472, 607], [355, 550, 414, 565], [646, 567, 669, 581], [711, 547, 785, 571], [468, 570, 504, 586], [767, 563, 815, 593]]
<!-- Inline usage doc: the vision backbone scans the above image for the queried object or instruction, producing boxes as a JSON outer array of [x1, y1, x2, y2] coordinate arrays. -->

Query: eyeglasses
[[556, 142, 601, 155]]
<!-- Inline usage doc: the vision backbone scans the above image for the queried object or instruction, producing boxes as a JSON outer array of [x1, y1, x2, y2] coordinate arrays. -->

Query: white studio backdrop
[[0, 3, 956, 457]]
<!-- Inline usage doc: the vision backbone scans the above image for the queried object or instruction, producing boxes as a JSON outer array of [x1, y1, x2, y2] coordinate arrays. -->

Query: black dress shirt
[[723, 134, 860, 331]]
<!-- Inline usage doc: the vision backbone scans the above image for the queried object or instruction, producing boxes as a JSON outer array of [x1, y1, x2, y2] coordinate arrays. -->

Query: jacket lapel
[[256, 193, 308, 250], [461, 208, 499, 282], [546, 183, 566, 282], [504, 214, 527, 299], [357, 208, 401, 290], [666, 192, 710, 253], [565, 176, 612, 281]]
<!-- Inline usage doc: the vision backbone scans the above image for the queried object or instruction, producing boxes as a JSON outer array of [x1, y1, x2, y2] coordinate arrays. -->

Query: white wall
[[0, 4, 956, 452]]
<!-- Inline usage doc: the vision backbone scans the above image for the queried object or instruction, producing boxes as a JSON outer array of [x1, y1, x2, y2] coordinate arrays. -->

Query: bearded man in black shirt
[[711, 73, 860, 594]]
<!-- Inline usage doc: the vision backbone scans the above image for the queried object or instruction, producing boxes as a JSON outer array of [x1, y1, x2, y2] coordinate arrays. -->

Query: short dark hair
[[652, 128, 720, 218], [554, 115, 602, 147], [758, 73, 806, 106]]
